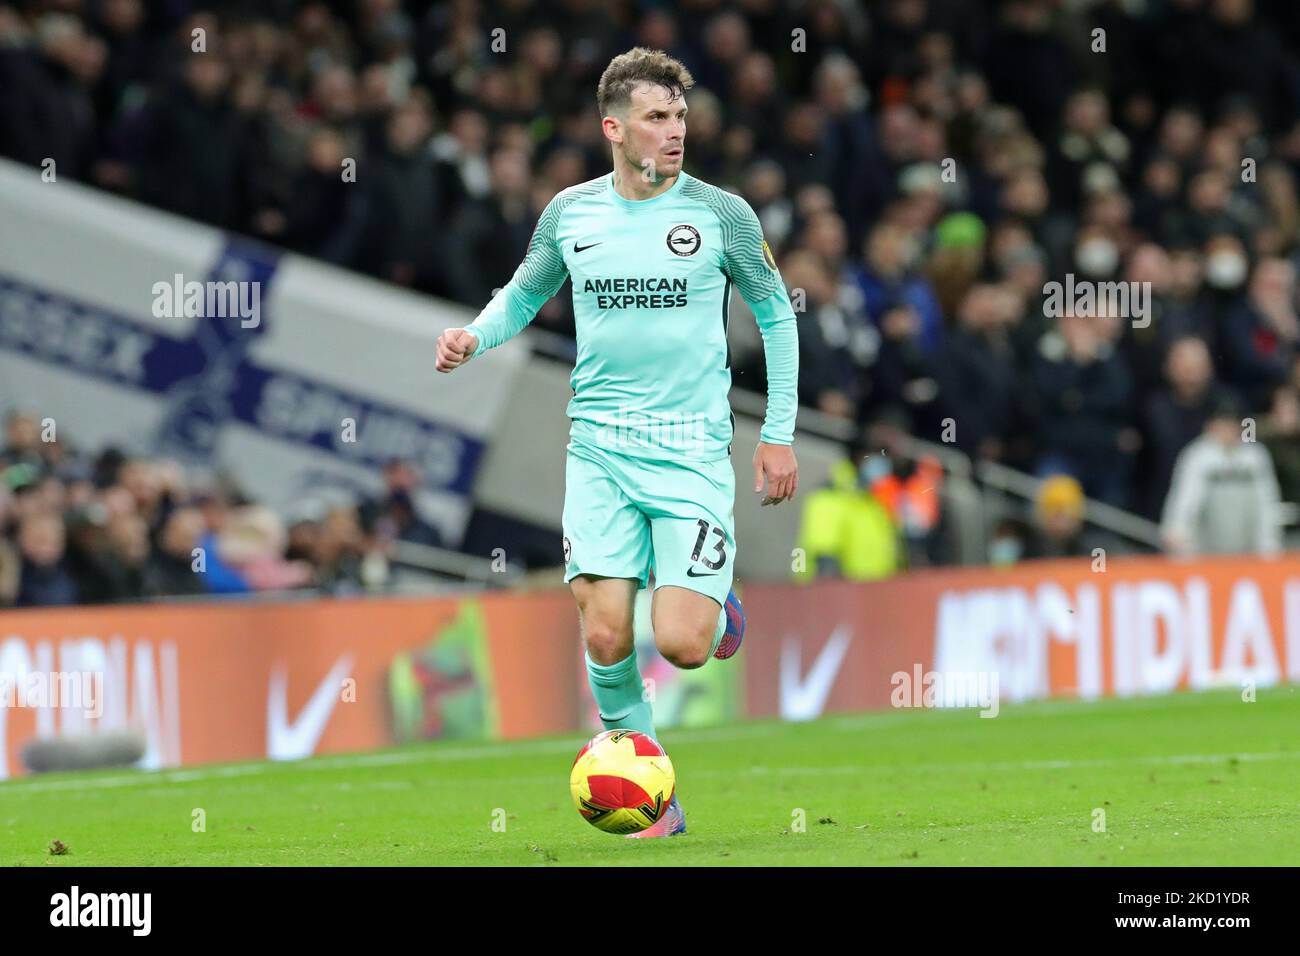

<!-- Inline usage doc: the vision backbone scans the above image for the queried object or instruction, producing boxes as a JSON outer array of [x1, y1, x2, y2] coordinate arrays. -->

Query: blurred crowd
[[2, 0, 1300, 588], [0, 411, 444, 607]]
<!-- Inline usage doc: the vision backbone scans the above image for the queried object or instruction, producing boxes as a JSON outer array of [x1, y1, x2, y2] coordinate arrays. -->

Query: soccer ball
[[569, 729, 676, 834]]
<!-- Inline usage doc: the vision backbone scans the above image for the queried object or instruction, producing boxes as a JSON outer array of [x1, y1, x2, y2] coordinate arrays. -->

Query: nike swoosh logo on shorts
[[686, 568, 717, 578]]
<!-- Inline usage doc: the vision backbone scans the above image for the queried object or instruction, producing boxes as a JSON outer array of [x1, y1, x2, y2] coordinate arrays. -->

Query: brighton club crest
[[666, 224, 701, 257]]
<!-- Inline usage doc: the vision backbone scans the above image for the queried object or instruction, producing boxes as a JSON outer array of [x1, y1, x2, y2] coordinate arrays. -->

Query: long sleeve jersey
[[466, 169, 798, 461]]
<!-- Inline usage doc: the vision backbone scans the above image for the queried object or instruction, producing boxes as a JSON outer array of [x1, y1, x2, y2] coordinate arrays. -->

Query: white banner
[[0, 158, 524, 543]]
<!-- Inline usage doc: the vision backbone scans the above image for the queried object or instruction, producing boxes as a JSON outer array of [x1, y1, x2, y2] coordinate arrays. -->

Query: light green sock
[[586, 651, 656, 739], [708, 607, 727, 657]]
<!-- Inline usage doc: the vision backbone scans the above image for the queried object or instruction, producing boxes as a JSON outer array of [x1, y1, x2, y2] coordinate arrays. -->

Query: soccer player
[[436, 48, 798, 837]]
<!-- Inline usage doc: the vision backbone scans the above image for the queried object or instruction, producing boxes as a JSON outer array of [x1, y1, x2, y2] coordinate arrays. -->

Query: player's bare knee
[[655, 623, 712, 669], [660, 642, 709, 670], [582, 619, 634, 665]]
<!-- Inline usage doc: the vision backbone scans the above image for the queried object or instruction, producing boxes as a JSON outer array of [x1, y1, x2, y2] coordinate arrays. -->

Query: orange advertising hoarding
[[0, 591, 584, 779], [2, 555, 1299, 779], [742, 555, 1300, 717]]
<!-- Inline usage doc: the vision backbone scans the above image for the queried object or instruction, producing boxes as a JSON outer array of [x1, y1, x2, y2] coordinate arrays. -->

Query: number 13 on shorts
[[651, 513, 735, 607]]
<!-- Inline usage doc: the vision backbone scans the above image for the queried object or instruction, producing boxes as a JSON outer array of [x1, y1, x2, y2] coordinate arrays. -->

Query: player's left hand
[[754, 442, 798, 506]]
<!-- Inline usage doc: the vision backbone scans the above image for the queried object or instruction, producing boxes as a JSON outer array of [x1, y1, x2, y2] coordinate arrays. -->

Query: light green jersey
[[467, 169, 799, 462]]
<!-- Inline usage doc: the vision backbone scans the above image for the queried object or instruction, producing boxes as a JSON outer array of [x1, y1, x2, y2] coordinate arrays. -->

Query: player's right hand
[[436, 328, 479, 373]]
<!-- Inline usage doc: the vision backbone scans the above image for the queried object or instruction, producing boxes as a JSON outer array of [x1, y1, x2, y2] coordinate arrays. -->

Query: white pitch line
[[2, 748, 1297, 796], [4, 691, 1269, 794], [0, 722, 792, 794], [0, 763, 267, 794]]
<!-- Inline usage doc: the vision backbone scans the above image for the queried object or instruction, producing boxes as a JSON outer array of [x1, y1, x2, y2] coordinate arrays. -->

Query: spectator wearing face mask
[[988, 516, 1035, 566], [1157, 229, 1251, 362], [1161, 394, 1282, 557], [1072, 224, 1121, 283], [861, 411, 946, 568], [793, 445, 899, 582]]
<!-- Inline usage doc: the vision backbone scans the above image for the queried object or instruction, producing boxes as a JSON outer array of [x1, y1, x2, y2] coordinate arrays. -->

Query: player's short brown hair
[[597, 47, 695, 118]]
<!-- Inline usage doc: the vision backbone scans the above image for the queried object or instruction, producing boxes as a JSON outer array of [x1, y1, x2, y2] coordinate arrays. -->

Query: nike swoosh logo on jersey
[[574, 241, 602, 253], [686, 568, 718, 578]]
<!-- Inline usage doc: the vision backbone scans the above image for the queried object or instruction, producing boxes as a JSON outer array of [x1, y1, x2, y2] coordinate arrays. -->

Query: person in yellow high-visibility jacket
[[794, 457, 900, 581]]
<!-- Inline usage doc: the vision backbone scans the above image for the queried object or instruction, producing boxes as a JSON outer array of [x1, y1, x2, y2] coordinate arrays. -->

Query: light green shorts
[[562, 439, 736, 607]]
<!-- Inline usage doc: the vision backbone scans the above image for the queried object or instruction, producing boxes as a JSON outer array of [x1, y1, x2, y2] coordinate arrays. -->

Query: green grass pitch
[[3, 686, 1298, 866]]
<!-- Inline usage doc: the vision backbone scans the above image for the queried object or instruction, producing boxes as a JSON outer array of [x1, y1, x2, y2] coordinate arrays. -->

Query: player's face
[[619, 83, 687, 180]]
